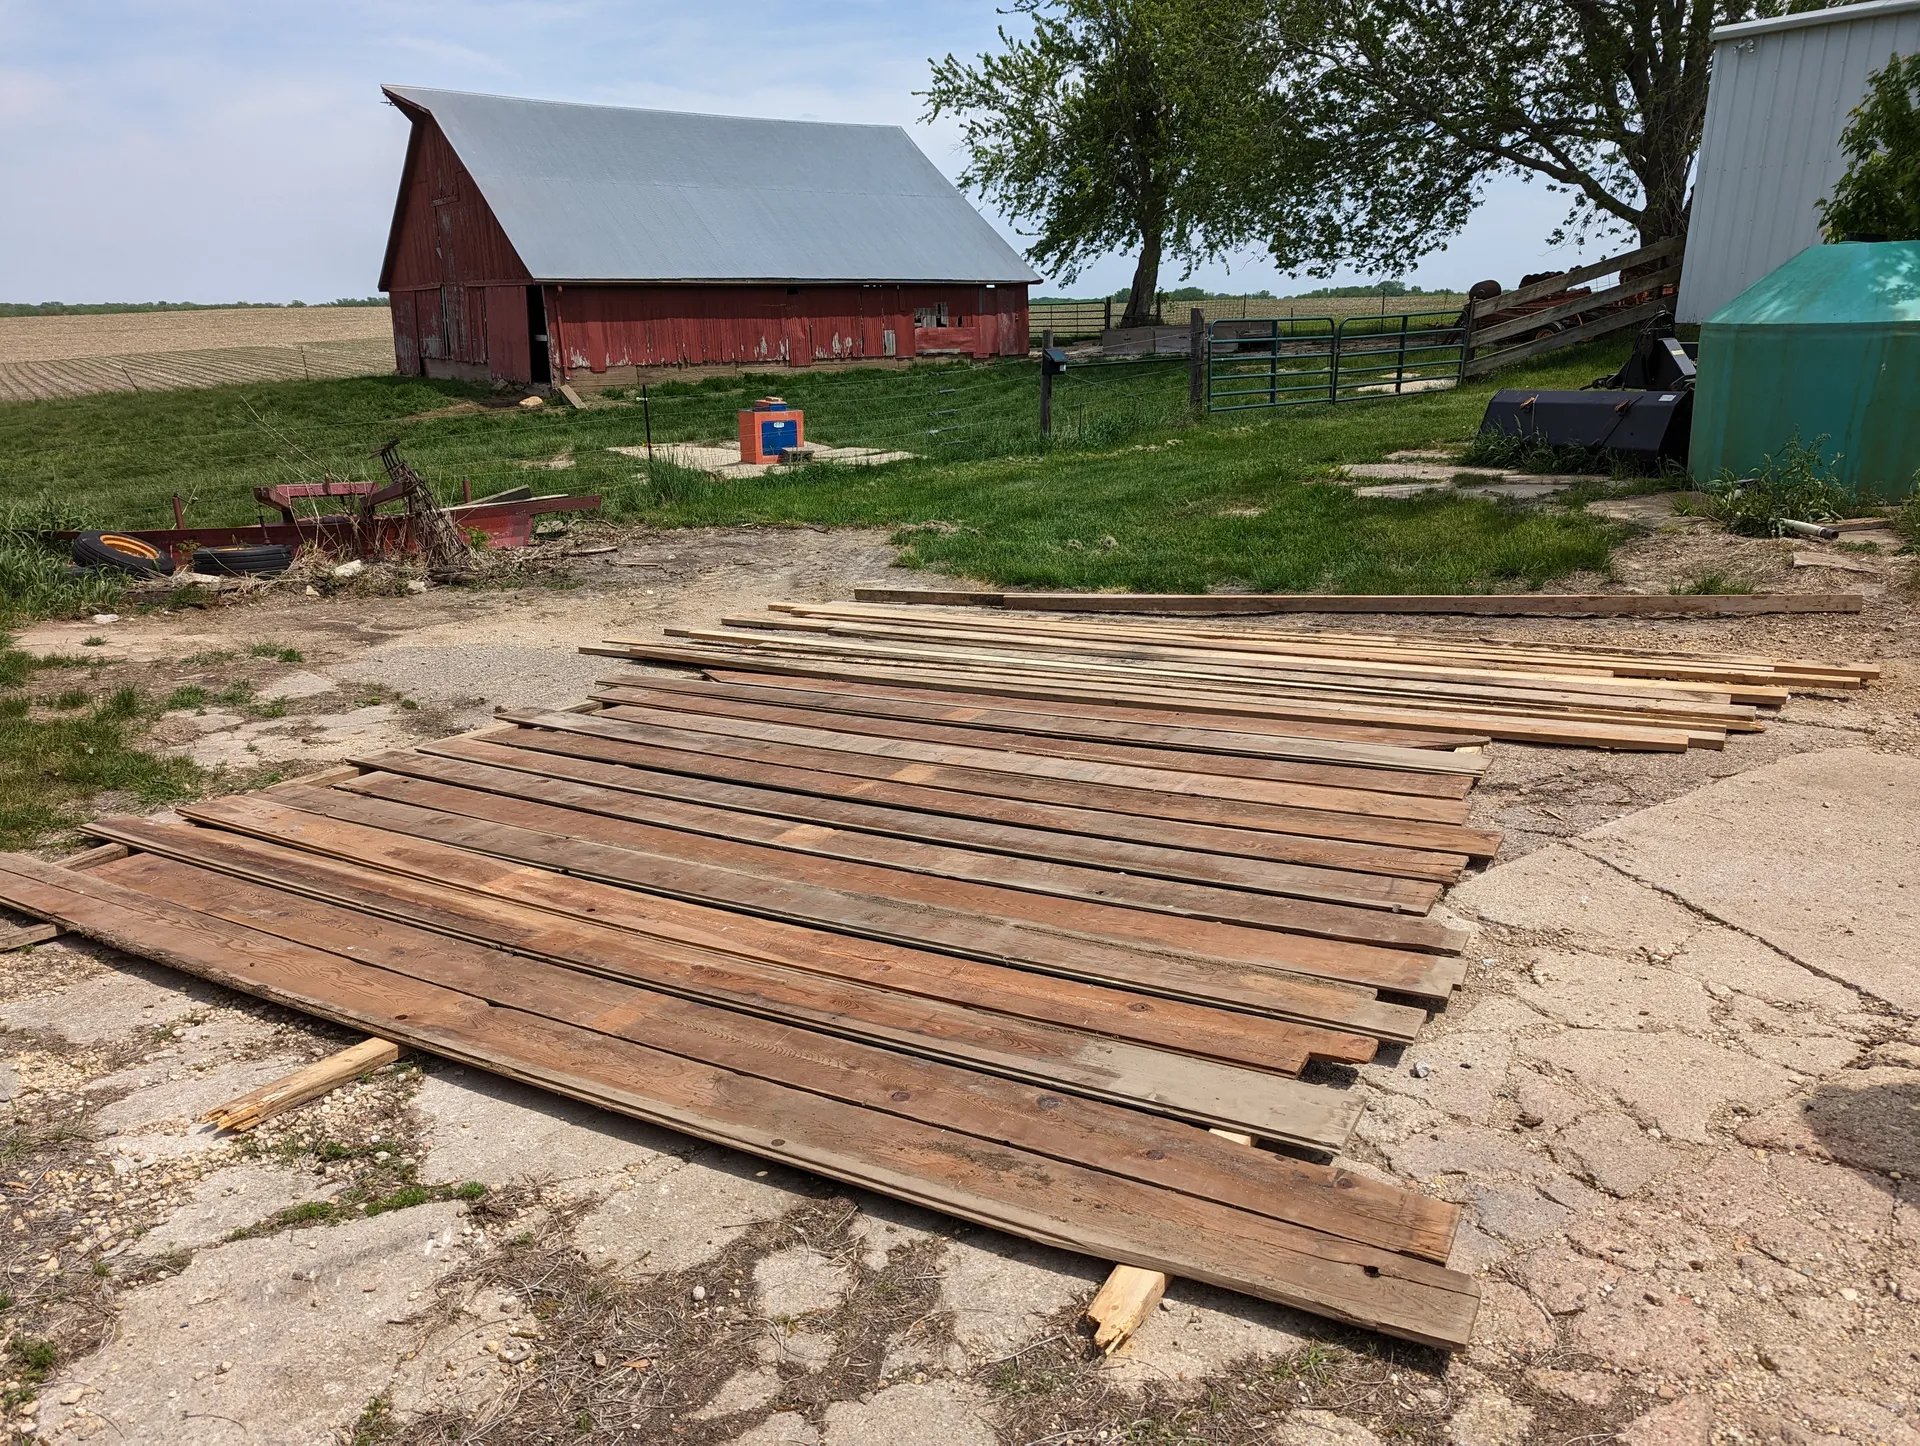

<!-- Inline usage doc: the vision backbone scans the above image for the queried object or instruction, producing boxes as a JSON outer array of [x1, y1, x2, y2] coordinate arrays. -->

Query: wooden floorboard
[[418, 733, 1445, 915], [493, 713, 1474, 884], [0, 851, 1477, 1348], [352, 746, 1463, 952]]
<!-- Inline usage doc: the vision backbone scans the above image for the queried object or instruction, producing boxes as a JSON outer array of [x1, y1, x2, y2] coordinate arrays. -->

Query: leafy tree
[[1271, 0, 1795, 274], [1819, 52, 1920, 242], [925, 0, 1298, 327]]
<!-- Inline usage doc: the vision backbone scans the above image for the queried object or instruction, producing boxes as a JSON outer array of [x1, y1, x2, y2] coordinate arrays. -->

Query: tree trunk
[[1119, 231, 1163, 328]]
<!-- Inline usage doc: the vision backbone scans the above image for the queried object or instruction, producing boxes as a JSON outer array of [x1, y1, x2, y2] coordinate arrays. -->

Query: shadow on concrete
[[1800, 1076, 1920, 1184]]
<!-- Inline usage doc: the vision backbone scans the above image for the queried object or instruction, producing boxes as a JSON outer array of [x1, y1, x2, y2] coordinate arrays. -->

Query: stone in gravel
[[32, 1202, 470, 1444], [1273, 1410, 1385, 1446], [1523, 1029, 1793, 1143], [694, 1365, 782, 1420], [821, 1380, 996, 1446], [755, 1245, 851, 1320], [136, 1161, 337, 1256]]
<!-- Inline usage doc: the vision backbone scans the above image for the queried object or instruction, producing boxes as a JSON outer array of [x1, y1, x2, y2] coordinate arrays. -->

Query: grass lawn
[[0, 338, 1636, 595]]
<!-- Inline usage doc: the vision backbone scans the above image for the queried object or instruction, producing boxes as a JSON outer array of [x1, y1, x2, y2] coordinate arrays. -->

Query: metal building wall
[[1678, 0, 1920, 323]]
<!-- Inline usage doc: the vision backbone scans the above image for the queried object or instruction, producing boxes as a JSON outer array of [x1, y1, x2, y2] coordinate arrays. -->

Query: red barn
[[377, 86, 1038, 388]]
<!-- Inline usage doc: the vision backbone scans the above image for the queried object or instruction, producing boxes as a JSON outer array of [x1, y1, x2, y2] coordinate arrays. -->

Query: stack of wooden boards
[[588, 599, 1879, 752], [0, 603, 1874, 1352]]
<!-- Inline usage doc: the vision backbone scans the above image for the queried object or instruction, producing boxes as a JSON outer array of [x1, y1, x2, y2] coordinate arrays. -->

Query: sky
[[0, 0, 1621, 304]]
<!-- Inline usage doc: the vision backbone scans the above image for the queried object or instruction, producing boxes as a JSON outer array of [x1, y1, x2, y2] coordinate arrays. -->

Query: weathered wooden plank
[[353, 747, 1462, 952], [421, 733, 1445, 915], [186, 789, 1435, 1040], [0, 852, 1477, 1346]]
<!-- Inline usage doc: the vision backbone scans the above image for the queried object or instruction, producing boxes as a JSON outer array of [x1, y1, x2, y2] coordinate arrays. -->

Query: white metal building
[[1677, 0, 1920, 323]]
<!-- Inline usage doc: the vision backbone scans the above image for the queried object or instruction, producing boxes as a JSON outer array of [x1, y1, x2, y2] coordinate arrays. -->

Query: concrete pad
[[1448, 843, 1701, 956], [1275, 1410, 1385, 1446], [755, 1244, 851, 1320], [256, 669, 337, 701], [35, 1202, 471, 1444], [136, 1162, 338, 1256], [1515, 949, 1713, 1032], [696, 1365, 783, 1420], [411, 1066, 686, 1187], [0, 957, 223, 1045], [820, 1380, 996, 1446], [1575, 749, 1920, 1011], [336, 643, 604, 718], [1666, 925, 1859, 1012], [730, 1412, 822, 1445], [1522, 1029, 1794, 1143], [935, 1232, 1102, 1361], [97, 1053, 310, 1165], [1105, 1280, 1311, 1389], [1737, 1065, 1920, 1177], [573, 1153, 815, 1276], [0, 1059, 17, 1103]]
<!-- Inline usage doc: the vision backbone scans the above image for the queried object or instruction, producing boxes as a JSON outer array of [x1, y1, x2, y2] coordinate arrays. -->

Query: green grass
[[0, 338, 1642, 594], [0, 665, 205, 849]]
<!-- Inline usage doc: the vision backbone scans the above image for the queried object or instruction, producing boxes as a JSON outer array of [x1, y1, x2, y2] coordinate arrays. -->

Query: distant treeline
[[0, 298, 389, 318], [1033, 281, 1458, 304]]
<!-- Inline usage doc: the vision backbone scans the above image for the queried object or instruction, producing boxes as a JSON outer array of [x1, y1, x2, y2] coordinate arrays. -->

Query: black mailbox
[[1041, 347, 1070, 376]]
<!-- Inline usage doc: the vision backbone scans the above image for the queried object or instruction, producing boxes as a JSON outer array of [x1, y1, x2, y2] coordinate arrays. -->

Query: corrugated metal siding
[[548, 284, 1029, 374], [382, 85, 1040, 286], [1679, 4, 1920, 322]]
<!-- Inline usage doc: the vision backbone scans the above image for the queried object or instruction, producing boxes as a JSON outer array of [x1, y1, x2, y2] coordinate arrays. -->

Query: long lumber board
[[763, 604, 1793, 707], [98, 814, 1376, 1080], [309, 773, 1469, 1002], [583, 644, 1489, 751], [600, 639, 1700, 752], [350, 746, 1462, 953], [428, 731, 1445, 916], [457, 723, 1462, 899], [724, 614, 1762, 727], [0, 851, 1477, 1347], [90, 830, 1352, 1148], [192, 788, 1433, 1040], [518, 705, 1502, 860], [594, 672, 1476, 799], [587, 685, 1479, 824], [850, 586, 1864, 617]]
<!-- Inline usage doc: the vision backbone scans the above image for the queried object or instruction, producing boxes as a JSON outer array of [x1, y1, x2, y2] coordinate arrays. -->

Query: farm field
[[0, 305, 394, 401]]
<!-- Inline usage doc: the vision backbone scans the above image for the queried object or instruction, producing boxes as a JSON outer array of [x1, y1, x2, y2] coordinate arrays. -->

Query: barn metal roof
[[382, 85, 1039, 286]]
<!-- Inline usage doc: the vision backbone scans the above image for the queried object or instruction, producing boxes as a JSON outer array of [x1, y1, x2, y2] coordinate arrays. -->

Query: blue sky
[[1, 0, 1618, 303]]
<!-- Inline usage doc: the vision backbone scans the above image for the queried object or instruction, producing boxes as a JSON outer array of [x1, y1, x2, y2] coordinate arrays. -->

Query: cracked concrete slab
[[1575, 748, 1920, 1011]]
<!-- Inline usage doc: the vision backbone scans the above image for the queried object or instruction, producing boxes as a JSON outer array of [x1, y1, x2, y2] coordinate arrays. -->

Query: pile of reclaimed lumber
[[0, 600, 1873, 1353], [588, 600, 1876, 753]]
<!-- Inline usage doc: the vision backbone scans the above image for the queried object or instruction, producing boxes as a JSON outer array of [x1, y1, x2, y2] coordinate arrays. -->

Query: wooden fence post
[[1039, 327, 1055, 439], [1188, 308, 1206, 415]]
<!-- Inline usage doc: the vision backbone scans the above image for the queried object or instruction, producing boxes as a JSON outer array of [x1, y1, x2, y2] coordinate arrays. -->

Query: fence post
[[1460, 296, 1477, 371], [1188, 308, 1206, 415], [1039, 327, 1055, 440], [1103, 297, 1113, 333], [1268, 319, 1279, 406], [1395, 313, 1409, 394]]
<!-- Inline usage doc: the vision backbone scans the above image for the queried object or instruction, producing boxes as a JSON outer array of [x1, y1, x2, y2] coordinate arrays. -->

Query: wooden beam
[[202, 1037, 401, 1132]]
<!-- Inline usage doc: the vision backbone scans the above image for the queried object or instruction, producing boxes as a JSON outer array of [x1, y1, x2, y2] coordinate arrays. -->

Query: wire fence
[[0, 355, 1198, 531]]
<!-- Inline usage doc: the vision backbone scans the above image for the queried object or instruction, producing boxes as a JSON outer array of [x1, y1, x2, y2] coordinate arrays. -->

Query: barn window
[[914, 302, 950, 327]]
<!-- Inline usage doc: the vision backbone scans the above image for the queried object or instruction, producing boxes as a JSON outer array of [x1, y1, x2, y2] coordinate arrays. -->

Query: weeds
[[0, 498, 125, 627], [1671, 570, 1755, 595], [1702, 434, 1855, 536]]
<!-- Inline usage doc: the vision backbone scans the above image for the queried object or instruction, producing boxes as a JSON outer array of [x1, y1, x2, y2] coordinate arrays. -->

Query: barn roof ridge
[[380, 84, 1040, 287]]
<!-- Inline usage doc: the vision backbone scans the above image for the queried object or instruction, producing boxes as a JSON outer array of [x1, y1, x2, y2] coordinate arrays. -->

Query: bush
[[1701, 435, 1854, 536], [1819, 52, 1920, 242]]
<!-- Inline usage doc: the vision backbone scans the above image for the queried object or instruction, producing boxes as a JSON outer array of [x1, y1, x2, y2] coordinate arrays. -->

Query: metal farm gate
[[1203, 309, 1467, 412]]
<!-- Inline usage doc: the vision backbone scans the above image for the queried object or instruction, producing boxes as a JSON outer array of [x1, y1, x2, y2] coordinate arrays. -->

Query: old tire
[[191, 544, 296, 577], [71, 532, 175, 577]]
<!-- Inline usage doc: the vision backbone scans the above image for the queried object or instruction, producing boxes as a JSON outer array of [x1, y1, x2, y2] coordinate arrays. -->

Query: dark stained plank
[[423, 732, 1444, 916], [91, 837, 1354, 1148], [592, 672, 1475, 800], [311, 772, 1467, 1001], [495, 712, 1472, 884], [97, 812, 1373, 1078], [184, 789, 1434, 1041], [351, 746, 1464, 954], [0, 851, 1478, 1346]]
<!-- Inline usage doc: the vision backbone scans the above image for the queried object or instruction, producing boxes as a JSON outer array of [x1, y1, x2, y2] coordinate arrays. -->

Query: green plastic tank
[[1690, 241, 1920, 500]]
